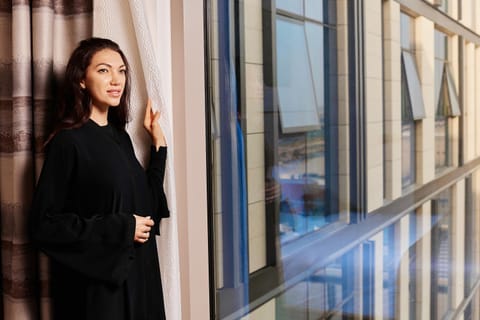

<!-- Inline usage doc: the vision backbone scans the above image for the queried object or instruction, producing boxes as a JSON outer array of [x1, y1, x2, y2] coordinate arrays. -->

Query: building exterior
[[204, 0, 480, 319]]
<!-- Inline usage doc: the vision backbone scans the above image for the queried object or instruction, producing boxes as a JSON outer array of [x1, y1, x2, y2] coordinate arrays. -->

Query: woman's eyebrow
[[94, 63, 126, 68]]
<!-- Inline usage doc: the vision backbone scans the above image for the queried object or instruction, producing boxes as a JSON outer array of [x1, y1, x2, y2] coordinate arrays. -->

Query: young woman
[[30, 37, 169, 320]]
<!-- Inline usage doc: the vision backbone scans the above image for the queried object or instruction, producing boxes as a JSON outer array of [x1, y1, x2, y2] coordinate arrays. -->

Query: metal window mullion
[[276, 9, 335, 28], [348, 0, 367, 222]]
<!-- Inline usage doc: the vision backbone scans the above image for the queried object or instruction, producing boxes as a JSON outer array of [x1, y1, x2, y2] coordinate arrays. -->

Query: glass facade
[[435, 29, 450, 171], [400, 13, 416, 189], [206, 0, 480, 319]]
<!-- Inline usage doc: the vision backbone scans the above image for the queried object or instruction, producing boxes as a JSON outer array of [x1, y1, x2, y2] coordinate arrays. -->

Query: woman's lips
[[107, 89, 122, 97]]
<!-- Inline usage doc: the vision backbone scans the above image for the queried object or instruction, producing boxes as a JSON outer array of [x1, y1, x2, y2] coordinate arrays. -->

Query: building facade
[[205, 0, 480, 319]]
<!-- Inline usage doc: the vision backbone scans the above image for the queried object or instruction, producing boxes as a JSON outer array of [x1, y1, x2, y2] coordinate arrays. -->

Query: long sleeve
[[122, 131, 170, 235], [30, 132, 136, 286], [147, 146, 170, 234]]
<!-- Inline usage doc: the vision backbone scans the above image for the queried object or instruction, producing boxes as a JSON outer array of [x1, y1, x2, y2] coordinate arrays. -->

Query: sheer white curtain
[[93, 1, 181, 319]]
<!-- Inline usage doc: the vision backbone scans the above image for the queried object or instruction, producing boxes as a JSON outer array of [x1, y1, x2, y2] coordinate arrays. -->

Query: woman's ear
[[80, 80, 86, 89]]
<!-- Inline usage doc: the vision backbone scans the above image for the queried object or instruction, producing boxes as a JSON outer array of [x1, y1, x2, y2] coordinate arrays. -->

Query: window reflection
[[400, 13, 425, 190], [431, 189, 452, 319], [275, 2, 334, 244], [207, 0, 478, 319], [276, 253, 355, 319], [383, 225, 396, 319], [434, 29, 461, 173]]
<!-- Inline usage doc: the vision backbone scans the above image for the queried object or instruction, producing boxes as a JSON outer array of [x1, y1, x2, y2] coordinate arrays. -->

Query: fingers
[[133, 215, 155, 243], [144, 99, 151, 128], [144, 98, 161, 129], [146, 98, 152, 116]]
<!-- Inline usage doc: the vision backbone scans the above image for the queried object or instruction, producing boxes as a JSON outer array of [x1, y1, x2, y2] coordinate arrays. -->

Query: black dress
[[30, 119, 169, 320]]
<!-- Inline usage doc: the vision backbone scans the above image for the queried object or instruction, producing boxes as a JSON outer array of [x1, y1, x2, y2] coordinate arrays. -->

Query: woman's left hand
[[144, 98, 167, 149]]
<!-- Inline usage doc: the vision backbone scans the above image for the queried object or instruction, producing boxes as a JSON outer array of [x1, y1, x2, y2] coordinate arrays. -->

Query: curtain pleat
[[0, 1, 92, 319], [126, 3, 180, 318], [93, 1, 181, 318]]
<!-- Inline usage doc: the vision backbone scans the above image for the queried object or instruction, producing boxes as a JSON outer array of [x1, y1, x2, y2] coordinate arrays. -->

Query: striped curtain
[[0, 1, 92, 319]]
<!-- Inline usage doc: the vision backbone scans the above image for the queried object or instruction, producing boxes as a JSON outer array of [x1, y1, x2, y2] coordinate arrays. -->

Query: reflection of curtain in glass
[[217, 0, 249, 312], [237, 120, 248, 299], [0, 1, 92, 319]]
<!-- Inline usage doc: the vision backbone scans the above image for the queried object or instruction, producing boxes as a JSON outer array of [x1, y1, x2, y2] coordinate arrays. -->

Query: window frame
[[400, 12, 425, 190], [434, 29, 460, 172]]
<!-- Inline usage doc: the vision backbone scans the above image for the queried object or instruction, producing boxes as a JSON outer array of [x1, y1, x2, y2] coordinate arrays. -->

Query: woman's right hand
[[133, 214, 155, 243]]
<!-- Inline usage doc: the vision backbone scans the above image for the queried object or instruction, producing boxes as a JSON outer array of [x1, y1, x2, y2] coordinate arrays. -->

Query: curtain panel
[[0, 1, 92, 319], [93, 1, 181, 318]]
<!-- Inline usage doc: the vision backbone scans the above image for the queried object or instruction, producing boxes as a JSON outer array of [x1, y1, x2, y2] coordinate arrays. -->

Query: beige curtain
[[0, 1, 92, 319], [93, 1, 182, 318]]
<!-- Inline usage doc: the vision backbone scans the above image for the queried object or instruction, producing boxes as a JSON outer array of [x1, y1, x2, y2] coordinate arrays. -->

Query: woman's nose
[[110, 71, 122, 85]]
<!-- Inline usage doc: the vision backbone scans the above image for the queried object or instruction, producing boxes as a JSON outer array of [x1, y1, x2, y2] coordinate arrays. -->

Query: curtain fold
[[127, 2, 181, 319], [0, 1, 92, 319], [93, 1, 181, 319]]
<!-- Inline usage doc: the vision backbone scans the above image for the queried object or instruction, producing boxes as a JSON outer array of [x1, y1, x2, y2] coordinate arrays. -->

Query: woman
[[30, 37, 169, 320]]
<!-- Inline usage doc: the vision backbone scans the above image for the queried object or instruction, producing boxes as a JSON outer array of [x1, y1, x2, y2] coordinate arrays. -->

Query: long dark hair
[[46, 37, 131, 144]]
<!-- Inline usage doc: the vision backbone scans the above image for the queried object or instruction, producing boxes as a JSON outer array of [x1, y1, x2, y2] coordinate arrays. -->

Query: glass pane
[[402, 122, 415, 188], [435, 59, 444, 109], [305, 0, 323, 22], [207, 1, 476, 320], [401, 60, 416, 189], [277, 0, 303, 15], [400, 12, 412, 50], [276, 16, 330, 244], [276, 251, 358, 320], [445, 65, 461, 116], [435, 118, 448, 169], [438, 0, 449, 13], [305, 22, 325, 113], [276, 16, 320, 132], [403, 52, 425, 119], [383, 225, 397, 319], [409, 212, 418, 320], [431, 190, 452, 319], [435, 30, 447, 60]]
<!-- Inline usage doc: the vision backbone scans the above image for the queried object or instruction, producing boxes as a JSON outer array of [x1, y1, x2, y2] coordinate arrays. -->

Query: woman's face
[[80, 48, 126, 110]]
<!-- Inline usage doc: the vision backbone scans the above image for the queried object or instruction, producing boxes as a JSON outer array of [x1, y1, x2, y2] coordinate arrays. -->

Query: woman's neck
[[90, 105, 109, 126]]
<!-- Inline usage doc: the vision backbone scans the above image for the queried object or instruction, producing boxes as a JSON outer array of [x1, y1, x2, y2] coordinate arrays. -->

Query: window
[[434, 29, 460, 172], [435, 0, 449, 13], [409, 211, 418, 319], [383, 225, 396, 319], [431, 188, 453, 319], [271, 1, 339, 244], [208, 0, 345, 318], [400, 13, 425, 189]]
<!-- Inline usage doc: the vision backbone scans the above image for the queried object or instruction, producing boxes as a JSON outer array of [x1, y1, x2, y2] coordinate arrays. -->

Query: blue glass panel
[[276, 16, 320, 132], [445, 65, 461, 116], [401, 122, 415, 188], [435, 118, 448, 169], [305, 0, 323, 22], [400, 13, 411, 50], [435, 30, 447, 60], [435, 59, 444, 110], [402, 51, 425, 119], [305, 22, 325, 113], [431, 190, 452, 319], [277, 0, 303, 15], [383, 225, 396, 319]]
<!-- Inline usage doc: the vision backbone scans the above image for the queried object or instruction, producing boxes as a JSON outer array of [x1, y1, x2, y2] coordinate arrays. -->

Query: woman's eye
[[120, 69, 127, 74], [98, 69, 108, 73]]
